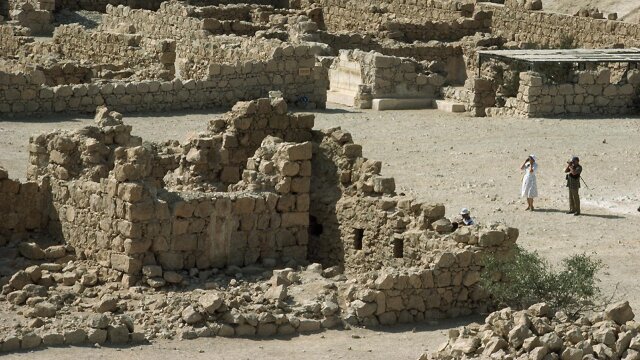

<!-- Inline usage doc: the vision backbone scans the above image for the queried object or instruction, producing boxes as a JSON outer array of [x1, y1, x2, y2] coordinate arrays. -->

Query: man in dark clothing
[[565, 156, 582, 215]]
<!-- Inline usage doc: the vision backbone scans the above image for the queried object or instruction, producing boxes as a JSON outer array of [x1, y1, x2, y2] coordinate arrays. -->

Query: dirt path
[[1, 106, 639, 358]]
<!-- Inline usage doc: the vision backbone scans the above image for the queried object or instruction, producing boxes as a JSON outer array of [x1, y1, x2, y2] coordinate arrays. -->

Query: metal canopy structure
[[477, 48, 640, 74]]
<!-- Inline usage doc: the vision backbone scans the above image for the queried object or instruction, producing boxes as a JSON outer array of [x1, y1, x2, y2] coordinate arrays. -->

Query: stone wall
[[27, 100, 314, 276], [7, 0, 53, 35], [327, 50, 446, 108], [0, 55, 327, 116], [0, 24, 34, 56], [344, 235, 513, 326], [54, 0, 164, 12], [484, 3, 640, 48], [486, 70, 640, 117], [303, 124, 518, 326], [46, 24, 175, 79], [383, 15, 490, 43], [307, 0, 474, 33], [0, 167, 48, 238], [100, 3, 267, 41]]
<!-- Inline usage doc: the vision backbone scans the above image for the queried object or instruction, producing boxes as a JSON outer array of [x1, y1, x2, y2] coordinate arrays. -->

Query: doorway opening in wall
[[309, 215, 323, 236], [353, 228, 364, 250], [393, 237, 403, 258]]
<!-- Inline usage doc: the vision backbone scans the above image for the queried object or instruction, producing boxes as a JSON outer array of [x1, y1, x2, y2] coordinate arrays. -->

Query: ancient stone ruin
[[0, 97, 518, 350], [2, 0, 640, 118], [0, 0, 638, 354]]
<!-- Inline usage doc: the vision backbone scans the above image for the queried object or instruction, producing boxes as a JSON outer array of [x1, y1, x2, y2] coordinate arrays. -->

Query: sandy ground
[[1, 106, 640, 358]]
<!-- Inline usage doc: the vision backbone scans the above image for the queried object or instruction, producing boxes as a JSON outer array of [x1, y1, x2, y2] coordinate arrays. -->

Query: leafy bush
[[481, 245, 604, 316]]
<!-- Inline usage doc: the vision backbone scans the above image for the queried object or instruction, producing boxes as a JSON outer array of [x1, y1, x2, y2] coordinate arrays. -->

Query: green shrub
[[481, 245, 604, 316]]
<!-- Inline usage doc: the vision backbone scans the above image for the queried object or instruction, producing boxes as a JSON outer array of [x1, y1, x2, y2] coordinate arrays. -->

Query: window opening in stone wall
[[393, 237, 403, 258], [309, 215, 323, 236], [353, 228, 364, 250]]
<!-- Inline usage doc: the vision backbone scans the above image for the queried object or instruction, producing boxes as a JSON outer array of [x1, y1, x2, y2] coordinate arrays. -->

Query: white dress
[[521, 162, 538, 198]]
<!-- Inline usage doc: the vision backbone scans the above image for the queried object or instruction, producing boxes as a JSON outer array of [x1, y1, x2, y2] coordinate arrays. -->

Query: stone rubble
[[425, 301, 638, 360]]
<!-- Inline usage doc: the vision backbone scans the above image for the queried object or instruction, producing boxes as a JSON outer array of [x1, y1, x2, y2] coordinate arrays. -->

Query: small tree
[[481, 245, 604, 317]]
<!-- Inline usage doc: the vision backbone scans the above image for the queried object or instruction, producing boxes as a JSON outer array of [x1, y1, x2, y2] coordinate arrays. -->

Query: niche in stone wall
[[393, 236, 403, 258], [353, 228, 364, 250], [309, 215, 323, 236]]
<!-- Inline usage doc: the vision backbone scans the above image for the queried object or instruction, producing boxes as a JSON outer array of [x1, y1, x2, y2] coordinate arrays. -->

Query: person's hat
[[571, 156, 579, 162], [460, 208, 470, 215], [529, 154, 536, 161]]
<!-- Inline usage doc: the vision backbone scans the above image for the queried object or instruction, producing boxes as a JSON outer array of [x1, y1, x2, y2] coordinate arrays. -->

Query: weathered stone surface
[[605, 301, 635, 325]]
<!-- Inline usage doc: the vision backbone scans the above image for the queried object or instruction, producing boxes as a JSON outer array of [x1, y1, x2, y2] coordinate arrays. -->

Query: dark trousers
[[569, 187, 580, 213]]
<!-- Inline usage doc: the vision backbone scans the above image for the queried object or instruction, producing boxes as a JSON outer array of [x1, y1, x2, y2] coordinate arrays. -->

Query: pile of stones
[[426, 301, 639, 360], [0, 238, 347, 353]]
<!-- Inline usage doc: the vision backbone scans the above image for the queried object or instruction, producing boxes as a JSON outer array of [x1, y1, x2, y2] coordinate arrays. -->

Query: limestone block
[[281, 212, 309, 227], [373, 176, 395, 194], [110, 253, 142, 274], [284, 142, 312, 161]]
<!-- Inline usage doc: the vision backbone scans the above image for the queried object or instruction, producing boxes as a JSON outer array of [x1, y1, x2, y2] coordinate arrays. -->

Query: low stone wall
[[49, 24, 175, 78], [0, 56, 327, 116], [485, 3, 640, 48], [384, 15, 490, 43], [100, 3, 266, 41], [0, 167, 48, 238], [487, 70, 640, 117], [344, 243, 505, 326], [328, 49, 446, 108], [307, 0, 474, 33], [54, 0, 163, 12]]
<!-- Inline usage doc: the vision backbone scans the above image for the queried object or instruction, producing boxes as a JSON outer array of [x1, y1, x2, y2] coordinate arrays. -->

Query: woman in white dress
[[520, 154, 538, 211]]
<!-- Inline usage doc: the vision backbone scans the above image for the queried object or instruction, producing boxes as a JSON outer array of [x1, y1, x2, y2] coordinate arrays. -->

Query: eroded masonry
[[0, 0, 637, 353], [0, 97, 518, 349], [3, 0, 640, 117]]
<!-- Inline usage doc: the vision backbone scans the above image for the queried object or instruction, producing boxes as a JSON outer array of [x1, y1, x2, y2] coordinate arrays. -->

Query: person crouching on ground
[[452, 208, 474, 231], [565, 156, 582, 215], [520, 154, 538, 211]]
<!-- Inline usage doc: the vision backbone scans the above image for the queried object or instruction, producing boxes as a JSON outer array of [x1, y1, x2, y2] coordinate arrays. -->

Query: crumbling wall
[[54, 0, 164, 12], [100, 3, 267, 41], [343, 236, 514, 326], [26, 100, 315, 276], [308, 0, 475, 33], [0, 167, 48, 238], [0, 66, 327, 116], [485, 3, 640, 48], [7, 0, 53, 35], [305, 125, 518, 326], [50, 24, 176, 79], [383, 15, 490, 43], [487, 70, 640, 117], [0, 24, 34, 56]]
